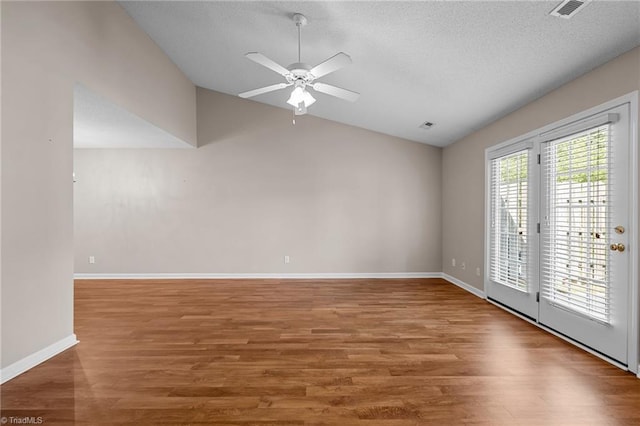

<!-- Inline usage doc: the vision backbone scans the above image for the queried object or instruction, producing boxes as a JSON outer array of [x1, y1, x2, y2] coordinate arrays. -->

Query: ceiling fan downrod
[[293, 13, 307, 63]]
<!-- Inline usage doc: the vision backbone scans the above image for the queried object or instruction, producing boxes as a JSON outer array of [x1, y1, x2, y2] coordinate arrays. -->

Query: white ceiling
[[74, 84, 192, 149], [120, 1, 640, 147]]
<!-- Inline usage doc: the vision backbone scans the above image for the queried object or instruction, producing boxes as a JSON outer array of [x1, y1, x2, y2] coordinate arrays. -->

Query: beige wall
[[1, 1, 196, 369], [73, 88, 443, 274], [442, 46, 640, 291]]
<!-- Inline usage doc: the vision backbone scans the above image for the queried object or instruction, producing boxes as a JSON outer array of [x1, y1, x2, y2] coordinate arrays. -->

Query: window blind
[[541, 124, 611, 322], [490, 149, 529, 292]]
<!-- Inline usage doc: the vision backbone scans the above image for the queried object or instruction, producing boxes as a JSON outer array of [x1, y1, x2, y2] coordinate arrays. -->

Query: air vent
[[550, 0, 590, 19], [419, 121, 434, 130]]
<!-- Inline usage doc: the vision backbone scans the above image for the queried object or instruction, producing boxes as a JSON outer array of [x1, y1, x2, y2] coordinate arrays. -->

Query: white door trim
[[627, 90, 639, 375]]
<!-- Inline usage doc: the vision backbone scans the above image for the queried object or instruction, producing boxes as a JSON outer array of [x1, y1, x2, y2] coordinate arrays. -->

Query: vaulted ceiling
[[120, 1, 640, 147]]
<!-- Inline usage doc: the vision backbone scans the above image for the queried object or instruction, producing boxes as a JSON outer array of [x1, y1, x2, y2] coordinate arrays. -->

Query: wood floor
[[2, 278, 640, 425]]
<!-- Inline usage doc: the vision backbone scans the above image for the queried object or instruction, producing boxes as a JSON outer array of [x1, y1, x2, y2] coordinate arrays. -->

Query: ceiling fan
[[238, 13, 360, 116]]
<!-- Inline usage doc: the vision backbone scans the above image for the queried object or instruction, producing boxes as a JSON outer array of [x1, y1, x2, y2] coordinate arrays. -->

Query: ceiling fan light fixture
[[286, 86, 315, 108]]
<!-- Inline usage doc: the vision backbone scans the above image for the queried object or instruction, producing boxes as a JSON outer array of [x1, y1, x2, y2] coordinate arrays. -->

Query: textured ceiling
[[120, 1, 640, 147], [74, 84, 191, 149]]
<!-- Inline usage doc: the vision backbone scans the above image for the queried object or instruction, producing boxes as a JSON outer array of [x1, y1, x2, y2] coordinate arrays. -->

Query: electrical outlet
[[461, 262, 466, 270], [451, 258, 456, 267], [88, 256, 95, 264], [476, 267, 481, 277], [284, 255, 290, 264]]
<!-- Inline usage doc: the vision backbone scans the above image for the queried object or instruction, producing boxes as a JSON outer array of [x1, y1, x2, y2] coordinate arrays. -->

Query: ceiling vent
[[550, 0, 590, 19], [419, 121, 434, 130]]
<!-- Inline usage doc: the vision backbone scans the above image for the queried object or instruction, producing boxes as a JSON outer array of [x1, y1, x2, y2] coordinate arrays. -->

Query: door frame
[[484, 91, 639, 375]]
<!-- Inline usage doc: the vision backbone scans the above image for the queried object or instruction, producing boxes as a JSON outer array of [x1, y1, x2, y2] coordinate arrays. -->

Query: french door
[[539, 104, 630, 364], [486, 100, 633, 366], [486, 142, 539, 319]]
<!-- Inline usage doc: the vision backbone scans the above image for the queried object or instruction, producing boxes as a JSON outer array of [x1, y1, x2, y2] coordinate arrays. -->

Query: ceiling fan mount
[[238, 12, 359, 116], [292, 12, 308, 27]]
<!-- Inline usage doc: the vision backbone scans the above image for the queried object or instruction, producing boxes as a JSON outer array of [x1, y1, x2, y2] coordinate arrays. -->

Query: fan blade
[[309, 52, 352, 79], [238, 83, 290, 99], [311, 82, 360, 102], [245, 52, 291, 77]]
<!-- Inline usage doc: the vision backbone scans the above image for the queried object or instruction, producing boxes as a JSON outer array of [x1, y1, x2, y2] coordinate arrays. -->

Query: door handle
[[610, 243, 626, 252]]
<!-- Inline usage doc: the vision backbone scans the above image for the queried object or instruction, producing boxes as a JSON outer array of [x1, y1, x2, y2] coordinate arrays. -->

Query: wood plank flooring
[[2, 278, 640, 425]]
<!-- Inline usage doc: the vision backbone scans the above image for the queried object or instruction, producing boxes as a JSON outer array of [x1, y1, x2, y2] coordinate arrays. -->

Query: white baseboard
[[440, 273, 486, 299], [0, 334, 78, 384], [74, 272, 443, 280]]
